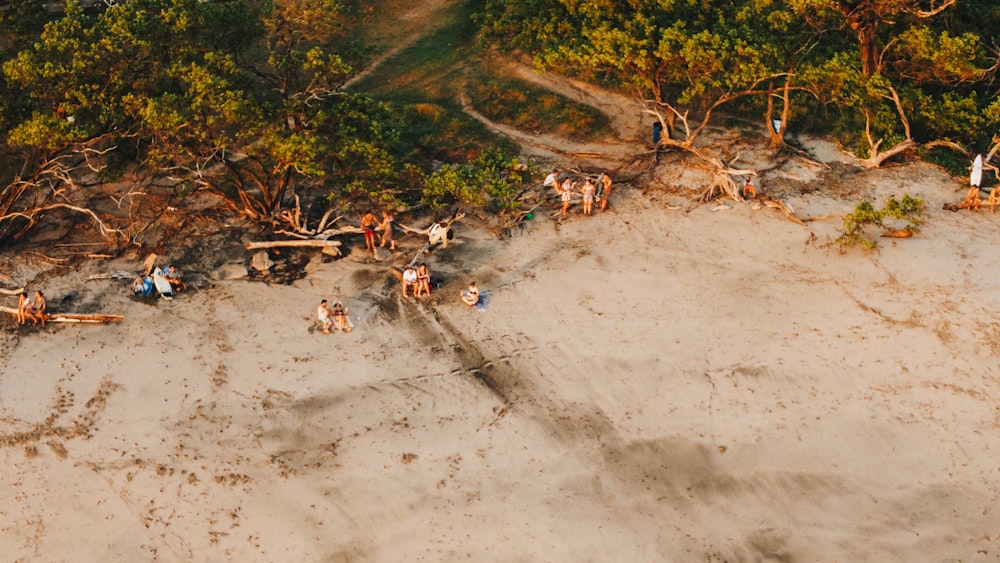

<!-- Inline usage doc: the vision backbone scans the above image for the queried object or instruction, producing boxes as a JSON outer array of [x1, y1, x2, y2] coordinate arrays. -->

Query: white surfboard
[[152, 267, 173, 299], [971, 154, 983, 187]]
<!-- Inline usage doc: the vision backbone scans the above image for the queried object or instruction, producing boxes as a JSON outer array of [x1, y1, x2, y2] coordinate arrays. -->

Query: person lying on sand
[[330, 301, 352, 333], [416, 263, 431, 298], [461, 281, 480, 307], [26, 290, 47, 326], [402, 266, 418, 298], [165, 265, 187, 291], [317, 299, 334, 334], [16, 292, 29, 325]]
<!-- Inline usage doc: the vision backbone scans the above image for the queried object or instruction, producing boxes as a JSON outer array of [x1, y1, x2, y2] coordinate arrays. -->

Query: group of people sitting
[[16, 290, 47, 326], [401, 263, 432, 298], [316, 299, 352, 334], [131, 264, 186, 297], [544, 169, 614, 217]]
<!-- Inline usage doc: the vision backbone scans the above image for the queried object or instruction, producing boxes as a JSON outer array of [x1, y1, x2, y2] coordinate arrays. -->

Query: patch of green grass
[[465, 77, 611, 143], [350, 0, 612, 155]]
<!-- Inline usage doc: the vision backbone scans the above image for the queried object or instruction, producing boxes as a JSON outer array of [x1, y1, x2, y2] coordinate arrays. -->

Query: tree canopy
[[479, 0, 1000, 164]]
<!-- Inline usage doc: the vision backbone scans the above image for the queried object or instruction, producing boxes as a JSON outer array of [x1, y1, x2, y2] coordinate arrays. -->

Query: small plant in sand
[[837, 194, 925, 250]]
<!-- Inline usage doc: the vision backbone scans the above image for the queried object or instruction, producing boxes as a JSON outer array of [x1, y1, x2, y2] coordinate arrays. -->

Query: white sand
[[2, 157, 1000, 561]]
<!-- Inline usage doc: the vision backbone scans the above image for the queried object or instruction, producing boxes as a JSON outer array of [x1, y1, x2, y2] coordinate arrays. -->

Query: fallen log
[[0, 287, 26, 296], [245, 239, 343, 250], [0, 306, 124, 324]]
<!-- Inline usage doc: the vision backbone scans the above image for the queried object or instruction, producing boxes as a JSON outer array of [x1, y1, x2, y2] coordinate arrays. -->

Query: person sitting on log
[[402, 266, 418, 298], [16, 292, 29, 325], [741, 176, 757, 200], [165, 265, 187, 291], [416, 263, 431, 298], [26, 290, 47, 326], [963, 185, 983, 211]]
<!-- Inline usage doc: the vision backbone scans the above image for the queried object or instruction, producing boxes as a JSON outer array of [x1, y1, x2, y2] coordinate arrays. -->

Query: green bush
[[837, 194, 925, 249]]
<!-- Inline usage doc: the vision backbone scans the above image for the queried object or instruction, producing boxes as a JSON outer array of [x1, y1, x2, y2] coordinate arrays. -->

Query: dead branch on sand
[[245, 239, 343, 250]]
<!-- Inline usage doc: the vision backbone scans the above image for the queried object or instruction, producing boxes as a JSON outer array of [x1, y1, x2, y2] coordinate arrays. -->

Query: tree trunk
[[245, 239, 343, 250], [765, 79, 791, 150], [838, 1, 879, 75]]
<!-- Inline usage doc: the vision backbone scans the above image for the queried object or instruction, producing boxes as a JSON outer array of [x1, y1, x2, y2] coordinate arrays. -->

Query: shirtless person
[[317, 299, 334, 334], [461, 281, 480, 307], [378, 211, 396, 250], [26, 290, 47, 326], [963, 185, 983, 211], [361, 211, 377, 253], [598, 174, 613, 212], [415, 263, 431, 297], [330, 301, 352, 333]]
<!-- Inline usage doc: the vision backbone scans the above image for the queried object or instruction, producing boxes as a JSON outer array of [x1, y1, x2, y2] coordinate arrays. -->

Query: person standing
[[560, 177, 575, 217], [598, 174, 613, 212], [361, 211, 377, 253], [378, 211, 396, 251], [581, 179, 596, 215]]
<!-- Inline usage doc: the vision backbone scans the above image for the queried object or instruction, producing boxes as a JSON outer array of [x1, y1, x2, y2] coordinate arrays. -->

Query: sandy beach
[[2, 140, 1000, 561]]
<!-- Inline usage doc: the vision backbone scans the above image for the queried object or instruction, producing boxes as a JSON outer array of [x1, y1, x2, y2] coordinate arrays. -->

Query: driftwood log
[[0, 287, 26, 296], [245, 239, 342, 250], [0, 306, 123, 324]]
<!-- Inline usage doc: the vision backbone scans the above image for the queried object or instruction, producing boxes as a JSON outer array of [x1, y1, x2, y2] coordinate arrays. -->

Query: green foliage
[[837, 195, 926, 249], [423, 147, 531, 230]]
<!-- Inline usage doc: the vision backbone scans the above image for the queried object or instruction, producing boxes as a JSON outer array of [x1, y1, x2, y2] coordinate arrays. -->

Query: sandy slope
[[3, 144, 1000, 561]]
